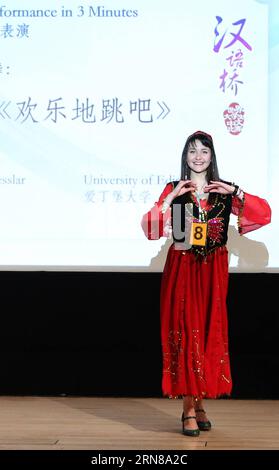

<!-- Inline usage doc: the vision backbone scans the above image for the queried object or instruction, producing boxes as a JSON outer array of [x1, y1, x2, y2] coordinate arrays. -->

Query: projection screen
[[0, 0, 277, 272]]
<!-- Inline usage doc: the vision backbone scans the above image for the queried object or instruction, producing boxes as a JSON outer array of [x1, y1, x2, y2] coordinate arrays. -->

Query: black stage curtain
[[0, 272, 278, 398]]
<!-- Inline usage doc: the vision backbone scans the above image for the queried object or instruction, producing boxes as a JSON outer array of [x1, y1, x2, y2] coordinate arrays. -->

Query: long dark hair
[[180, 130, 220, 182]]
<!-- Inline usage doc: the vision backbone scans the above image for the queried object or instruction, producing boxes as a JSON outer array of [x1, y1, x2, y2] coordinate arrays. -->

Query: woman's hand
[[161, 180, 196, 213], [170, 179, 196, 200], [204, 181, 235, 195]]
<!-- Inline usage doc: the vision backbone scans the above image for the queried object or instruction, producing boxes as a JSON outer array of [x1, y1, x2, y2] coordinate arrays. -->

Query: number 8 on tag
[[190, 222, 207, 246]]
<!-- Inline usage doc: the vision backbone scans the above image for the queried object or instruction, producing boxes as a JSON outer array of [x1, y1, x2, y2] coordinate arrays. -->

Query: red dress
[[142, 183, 271, 398]]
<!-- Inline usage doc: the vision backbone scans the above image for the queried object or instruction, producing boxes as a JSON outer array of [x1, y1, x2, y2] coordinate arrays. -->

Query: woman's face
[[186, 139, 211, 173]]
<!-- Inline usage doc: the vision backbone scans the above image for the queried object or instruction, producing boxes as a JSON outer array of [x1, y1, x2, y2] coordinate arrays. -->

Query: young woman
[[141, 131, 271, 436]]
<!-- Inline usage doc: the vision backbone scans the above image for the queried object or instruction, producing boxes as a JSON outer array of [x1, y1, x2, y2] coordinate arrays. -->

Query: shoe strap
[[182, 415, 197, 421]]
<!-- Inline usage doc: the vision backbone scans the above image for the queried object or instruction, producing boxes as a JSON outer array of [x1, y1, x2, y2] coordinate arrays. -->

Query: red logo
[[223, 102, 244, 135]]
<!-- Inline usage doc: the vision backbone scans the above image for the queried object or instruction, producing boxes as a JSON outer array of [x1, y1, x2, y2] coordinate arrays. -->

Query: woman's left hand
[[204, 181, 235, 195]]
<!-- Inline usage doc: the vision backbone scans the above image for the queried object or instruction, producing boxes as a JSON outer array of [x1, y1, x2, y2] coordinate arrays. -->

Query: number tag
[[190, 222, 207, 246]]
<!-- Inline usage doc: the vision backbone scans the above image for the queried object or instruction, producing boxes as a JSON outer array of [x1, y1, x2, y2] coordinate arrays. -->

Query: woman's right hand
[[161, 180, 196, 213], [169, 179, 196, 201]]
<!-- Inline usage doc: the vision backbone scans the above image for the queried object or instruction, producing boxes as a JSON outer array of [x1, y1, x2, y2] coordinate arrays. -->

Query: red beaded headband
[[188, 130, 212, 140]]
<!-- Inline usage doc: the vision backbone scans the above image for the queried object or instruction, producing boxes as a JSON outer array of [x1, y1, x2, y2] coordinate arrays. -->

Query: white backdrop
[[0, 0, 276, 271]]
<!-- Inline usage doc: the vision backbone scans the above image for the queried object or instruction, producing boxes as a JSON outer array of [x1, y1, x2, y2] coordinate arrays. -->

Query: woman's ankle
[[194, 398, 204, 410], [183, 396, 196, 416]]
